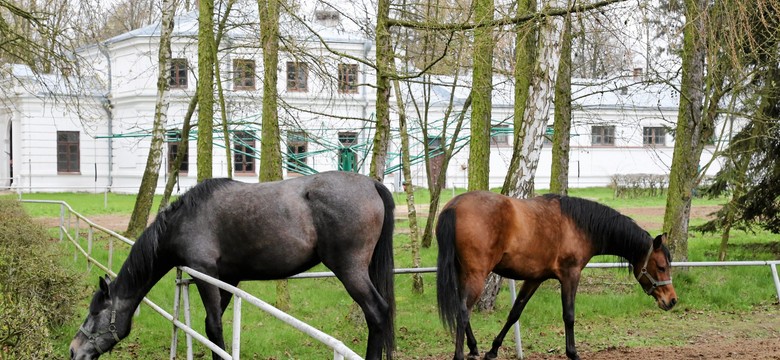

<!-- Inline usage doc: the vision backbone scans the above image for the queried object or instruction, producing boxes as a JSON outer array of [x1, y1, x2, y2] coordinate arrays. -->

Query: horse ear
[[99, 275, 111, 297], [653, 233, 666, 249]]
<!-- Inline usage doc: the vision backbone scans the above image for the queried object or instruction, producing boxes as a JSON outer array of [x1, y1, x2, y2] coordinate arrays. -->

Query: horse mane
[[543, 194, 651, 265], [113, 178, 235, 294]]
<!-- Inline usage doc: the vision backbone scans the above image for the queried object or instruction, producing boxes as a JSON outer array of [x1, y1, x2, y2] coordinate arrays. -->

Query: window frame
[[337, 63, 359, 94], [491, 124, 510, 146], [169, 58, 188, 89], [57, 131, 80, 174], [287, 131, 308, 174], [591, 125, 616, 146], [233, 59, 256, 90], [166, 130, 189, 174], [286, 61, 309, 92], [233, 131, 256, 175], [643, 127, 667, 146]]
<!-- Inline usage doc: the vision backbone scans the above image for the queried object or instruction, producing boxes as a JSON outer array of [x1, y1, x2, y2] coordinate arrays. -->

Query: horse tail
[[371, 180, 396, 358], [436, 206, 460, 334]]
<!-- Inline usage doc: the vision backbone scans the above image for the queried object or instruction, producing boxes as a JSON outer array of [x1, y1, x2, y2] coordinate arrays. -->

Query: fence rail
[[20, 199, 780, 360]]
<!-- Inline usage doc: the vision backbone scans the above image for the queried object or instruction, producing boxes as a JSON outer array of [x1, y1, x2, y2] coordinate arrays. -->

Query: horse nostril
[[670, 298, 677, 307], [70, 348, 75, 359]]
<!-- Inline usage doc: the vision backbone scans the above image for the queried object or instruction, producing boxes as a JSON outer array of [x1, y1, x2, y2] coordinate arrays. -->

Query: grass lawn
[[10, 188, 778, 359]]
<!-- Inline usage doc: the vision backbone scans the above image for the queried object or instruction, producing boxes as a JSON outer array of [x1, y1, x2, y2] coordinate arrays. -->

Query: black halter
[[79, 309, 120, 354], [636, 244, 673, 295]]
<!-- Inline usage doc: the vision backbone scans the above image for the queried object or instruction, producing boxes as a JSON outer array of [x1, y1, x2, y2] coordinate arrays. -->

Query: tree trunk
[[257, 0, 287, 311], [550, 14, 572, 196], [421, 95, 471, 248], [370, 0, 392, 182], [214, 0, 236, 179], [392, 70, 424, 294], [468, 0, 496, 309], [126, 0, 175, 238], [196, 0, 215, 182], [663, 0, 710, 262], [501, 0, 536, 196], [467, 0, 494, 192]]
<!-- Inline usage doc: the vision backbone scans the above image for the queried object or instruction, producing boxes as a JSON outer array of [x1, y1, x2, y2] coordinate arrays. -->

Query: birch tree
[[126, 0, 175, 238]]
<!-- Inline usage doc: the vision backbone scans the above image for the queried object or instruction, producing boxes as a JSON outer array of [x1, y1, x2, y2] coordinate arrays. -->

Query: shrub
[[0, 198, 80, 358]]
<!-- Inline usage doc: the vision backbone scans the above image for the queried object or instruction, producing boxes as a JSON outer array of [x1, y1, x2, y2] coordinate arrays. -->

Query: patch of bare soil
[[527, 338, 780, 360], [618, 205, 721, 230], [34, 214, 134, 233]]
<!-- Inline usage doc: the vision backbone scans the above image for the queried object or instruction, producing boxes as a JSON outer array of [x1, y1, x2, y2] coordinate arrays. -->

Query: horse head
[[70, 275, 132, 359], [634, 234, 678, 311]]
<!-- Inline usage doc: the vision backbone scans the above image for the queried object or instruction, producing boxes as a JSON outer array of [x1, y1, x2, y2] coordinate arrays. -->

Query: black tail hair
[[436, 207, 460, 334], [370, 180, 396, 359]]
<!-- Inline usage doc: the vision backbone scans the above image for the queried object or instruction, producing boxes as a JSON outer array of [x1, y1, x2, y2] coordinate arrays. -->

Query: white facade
[[0, 8, 727, 194]]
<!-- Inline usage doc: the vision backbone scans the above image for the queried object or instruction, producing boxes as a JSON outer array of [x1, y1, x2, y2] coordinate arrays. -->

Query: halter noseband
[[79, 309, 119, 355], [636, 245, 673, 295]]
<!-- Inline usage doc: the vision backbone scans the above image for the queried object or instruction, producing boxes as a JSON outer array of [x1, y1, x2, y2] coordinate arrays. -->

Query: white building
[[0, 6, 726, 194]]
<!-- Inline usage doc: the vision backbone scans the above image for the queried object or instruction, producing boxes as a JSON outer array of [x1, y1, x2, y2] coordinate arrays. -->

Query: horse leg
[[455, 275, 485, 360], [484, 279, 542, 360], [335, 272, 390, 360], [560, 272, 582, 360], [194, 280, 227, 360]]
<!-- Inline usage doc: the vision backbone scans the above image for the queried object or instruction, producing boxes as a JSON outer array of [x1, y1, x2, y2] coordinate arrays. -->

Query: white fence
[[23, 200, 362, 360], [21, 199, 780, 360]]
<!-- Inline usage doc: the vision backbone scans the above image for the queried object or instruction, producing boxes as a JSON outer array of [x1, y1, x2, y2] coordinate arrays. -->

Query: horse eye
[[658, 266, 666, 273]]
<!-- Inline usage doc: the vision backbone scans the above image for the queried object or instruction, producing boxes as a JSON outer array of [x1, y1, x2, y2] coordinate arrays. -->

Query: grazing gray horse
[[70, 171, 396, 360]]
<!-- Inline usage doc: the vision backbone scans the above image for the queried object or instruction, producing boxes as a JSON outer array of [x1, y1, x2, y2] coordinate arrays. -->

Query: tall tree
[[467, 0, 494, 192], [550, 14, 572, 195], [196, 0, 215, 182], [662, 0, 710, 262], [126, 0, 176, 238], [370, 0, 392, 182], [257, 0, 287, 311], [258, 0, 282, 182]]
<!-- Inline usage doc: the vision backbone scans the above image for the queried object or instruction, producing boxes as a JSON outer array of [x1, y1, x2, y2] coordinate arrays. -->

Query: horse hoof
[[483, 352, 498, 360], [467, 353, 481, 360]]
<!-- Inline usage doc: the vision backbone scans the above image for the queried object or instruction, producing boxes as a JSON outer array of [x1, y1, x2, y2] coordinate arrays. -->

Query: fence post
[[509, 279, 524, 359], [232, 297, 242, 359], [59, 204, 65, 242], [108, 237, 114, 271], [87, 227, 94, 272], [771, 263, 780, 303], [171, 269, 183, 360], [183, 282, 193, 360]]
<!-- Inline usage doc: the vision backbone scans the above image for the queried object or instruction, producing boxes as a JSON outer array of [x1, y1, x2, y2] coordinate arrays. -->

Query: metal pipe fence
[[19, 200, 780, 360], [22, 200, 361, 360]]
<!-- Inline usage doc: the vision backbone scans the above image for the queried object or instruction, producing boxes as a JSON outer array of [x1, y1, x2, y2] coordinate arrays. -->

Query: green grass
[[15, 189, 778, 359]]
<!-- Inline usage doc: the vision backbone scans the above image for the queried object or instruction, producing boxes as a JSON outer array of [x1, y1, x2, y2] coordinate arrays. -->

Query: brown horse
[[436, 191, 677, 360]]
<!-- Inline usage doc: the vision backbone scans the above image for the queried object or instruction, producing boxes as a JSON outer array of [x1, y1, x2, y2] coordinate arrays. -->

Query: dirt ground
[[37, 205, 780, 359]]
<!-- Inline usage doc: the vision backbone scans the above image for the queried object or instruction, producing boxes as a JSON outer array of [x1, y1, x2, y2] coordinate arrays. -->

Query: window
[[338, 132, 358, 172], [543, 125, 554, 145], [57, 131, 79, 173], [643, 127, 666, 146], [286, 61, 308, 92], [287, 131, 308, 174], [491, 124, 509, 146], [338, 63, 359, 94], [591, 125, 615, 146], [233, 131, 256, 174], [170, 59, 188, 89], [233, 59, 256, 90], [167, 130, 189, 173]]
